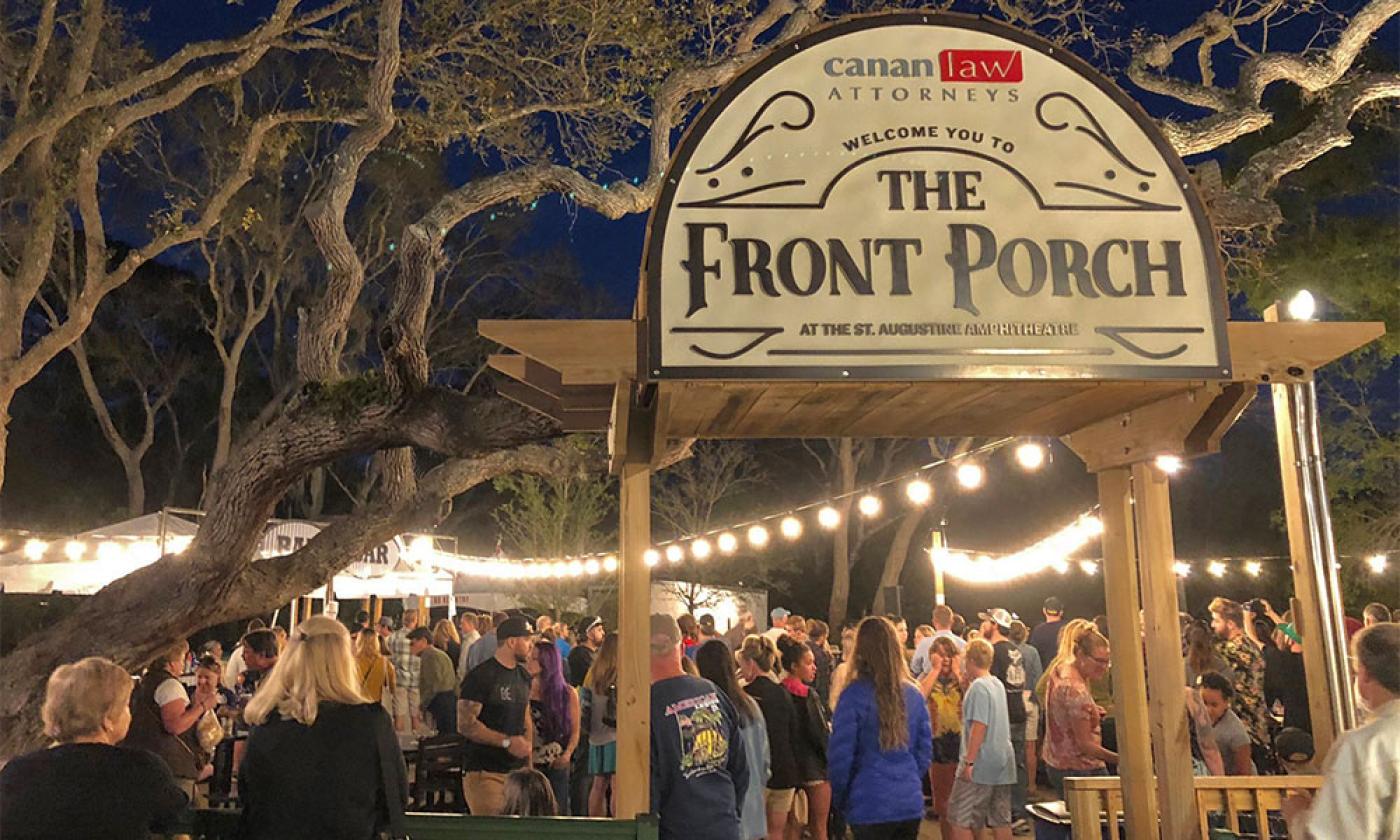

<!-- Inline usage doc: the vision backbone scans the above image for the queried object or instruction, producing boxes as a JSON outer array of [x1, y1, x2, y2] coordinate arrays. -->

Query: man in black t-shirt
[[980, 607, 1029, 827], [650, 613, 748, 840], [568, 615, 605, 688], [458, 615, 535, 815]]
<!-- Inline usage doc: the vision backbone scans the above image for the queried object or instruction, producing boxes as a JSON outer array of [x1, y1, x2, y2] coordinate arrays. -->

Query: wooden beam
[[1097, 467, 1157, 840], [1226, 321, 1384, 383], [478, 319, 638, 384], [494, 380, 610, 432], [1132, 462, 1198, 840], [1063, 385, 1243, 472], [614, 453, 652, 818]]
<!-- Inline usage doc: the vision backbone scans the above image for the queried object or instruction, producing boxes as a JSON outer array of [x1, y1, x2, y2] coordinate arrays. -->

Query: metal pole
[[1288, 379, 1357, 731]]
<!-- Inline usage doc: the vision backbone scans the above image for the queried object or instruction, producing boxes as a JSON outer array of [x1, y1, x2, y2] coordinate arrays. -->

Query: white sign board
[[644, 14, 1230, 380], [258, 520, 402, 577]]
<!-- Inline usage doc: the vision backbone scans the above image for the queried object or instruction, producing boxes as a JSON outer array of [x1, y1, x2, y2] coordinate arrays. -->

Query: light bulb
[[23, 538, 48, 560], [1367, 553, 1388, 574], [408, 535, 434, 558], [584, 558, 601, 575], [717, 532, 738, 554], [1244, 560, 1262, 577], [1050, 558, 1070, 574], [1014, 442, 1047, 471], [1173, 561, 1192, 577], [64, 540, 86, 561], [691, 538, 712, 560], [665, 545, 684, 564], [1154, 454, 1183, 475], [1287, 289, 1316, 321], [817, 506, 841, 530], [956, 463, 985, 490], [1079, 559, 1099, 576], [644, 549, 661, 567], [603, 555, 619, 572], [858, 494, 882, 518], [780, 517, 803, 540], [747, 525, 770, 548], [1207, 560, 1227, 578], [905, 479, 932, 506]]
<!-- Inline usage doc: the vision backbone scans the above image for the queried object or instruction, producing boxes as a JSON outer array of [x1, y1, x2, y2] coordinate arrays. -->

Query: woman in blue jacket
[[829, 616, 933, 840]]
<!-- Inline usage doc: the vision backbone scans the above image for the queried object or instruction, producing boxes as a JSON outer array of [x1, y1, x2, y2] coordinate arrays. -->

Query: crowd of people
[[0, 595, 1397, 840]]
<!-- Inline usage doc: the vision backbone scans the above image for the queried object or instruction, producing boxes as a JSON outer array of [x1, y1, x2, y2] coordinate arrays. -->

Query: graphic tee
[[459, 657, 531, 773], [991, 640, 1028, 724], [650, 675, 749, 840]]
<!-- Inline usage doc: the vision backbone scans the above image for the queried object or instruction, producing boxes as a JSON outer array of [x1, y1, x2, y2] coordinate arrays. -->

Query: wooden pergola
[[481, 314, 1383, 839]]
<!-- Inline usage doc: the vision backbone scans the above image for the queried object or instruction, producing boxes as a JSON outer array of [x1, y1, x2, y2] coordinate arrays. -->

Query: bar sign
[[939, 49, 1023, 83]]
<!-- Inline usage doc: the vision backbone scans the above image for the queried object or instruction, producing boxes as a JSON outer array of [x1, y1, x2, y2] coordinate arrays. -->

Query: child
[[503, 767, 558, 817], [948, 638, 1016, 840]]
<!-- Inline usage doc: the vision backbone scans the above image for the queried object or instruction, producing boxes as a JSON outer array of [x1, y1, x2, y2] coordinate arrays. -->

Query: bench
[[1064, 775, 1325, 840], [183, 809, 659, 839]]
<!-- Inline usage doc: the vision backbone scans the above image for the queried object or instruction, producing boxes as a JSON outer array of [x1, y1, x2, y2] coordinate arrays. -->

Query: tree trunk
[[871, 508, 926, 616], [827, 438, 855, 630], [0, 389, 10, 513], [212, 355, 239, 473], [122, 453, 146, 517]]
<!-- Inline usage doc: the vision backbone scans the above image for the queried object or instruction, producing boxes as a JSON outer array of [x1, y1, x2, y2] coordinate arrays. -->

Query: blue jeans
[[1046, 765, 1109, 800], [1011, 729, 1027, 818], [539, 763, 569, 814]]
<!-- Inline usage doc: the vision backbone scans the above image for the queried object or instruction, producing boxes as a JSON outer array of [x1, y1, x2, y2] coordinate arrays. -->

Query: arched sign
[[643, 14, 1230, 380], [258, 520, 402, 577]]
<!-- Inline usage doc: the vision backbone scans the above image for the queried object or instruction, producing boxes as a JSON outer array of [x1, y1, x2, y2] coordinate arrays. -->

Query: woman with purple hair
[[528, 639, 581, 812]]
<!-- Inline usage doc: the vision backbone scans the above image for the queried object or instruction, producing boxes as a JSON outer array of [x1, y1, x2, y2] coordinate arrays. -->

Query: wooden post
[[615, 460, 652, 818], [1131, 462, 1197, 840], [1096, 467, 1157, 840], [370, 595, 382, 625], [931, 529, 946, 607], [1264, 307, 1351, 760]]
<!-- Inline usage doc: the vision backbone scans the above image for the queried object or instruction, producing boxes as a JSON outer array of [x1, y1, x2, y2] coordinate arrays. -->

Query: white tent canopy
[[0, 513, 451, 601]]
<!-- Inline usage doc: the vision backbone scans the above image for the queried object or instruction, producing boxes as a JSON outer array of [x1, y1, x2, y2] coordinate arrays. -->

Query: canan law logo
[[939, 49, 1022, 83]]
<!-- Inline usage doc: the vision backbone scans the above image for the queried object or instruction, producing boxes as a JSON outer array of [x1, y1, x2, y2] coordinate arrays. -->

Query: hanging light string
[[934, 508, 1104, 584], [419, 436, 1027, 581]]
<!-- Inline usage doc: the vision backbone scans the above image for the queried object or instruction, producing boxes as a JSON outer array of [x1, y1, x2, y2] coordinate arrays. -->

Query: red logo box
[[939, 49, 1023, 83]]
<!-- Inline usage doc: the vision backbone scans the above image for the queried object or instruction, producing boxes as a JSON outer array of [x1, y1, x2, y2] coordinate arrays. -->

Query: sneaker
[[1011, 817, 1032, 836]]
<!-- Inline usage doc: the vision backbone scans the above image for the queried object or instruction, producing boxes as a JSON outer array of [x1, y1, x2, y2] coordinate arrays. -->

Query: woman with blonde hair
[[433, 617, 462, 665], [828, 617, 933, 840], [582, 630, 620, 816], [239, 615, 408, 839], [0, 657, 188, 839], [355, 625, 396, 705], [1041, 622, 1116, 798]]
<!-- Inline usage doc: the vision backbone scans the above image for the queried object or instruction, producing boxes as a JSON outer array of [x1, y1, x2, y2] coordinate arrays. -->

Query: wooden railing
[[1064, 775, 1324, 840]]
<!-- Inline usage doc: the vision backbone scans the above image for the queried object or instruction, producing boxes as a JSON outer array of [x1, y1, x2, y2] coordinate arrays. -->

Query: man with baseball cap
[[569, 615, 605, 689], [979, 608, 1030, 831], [458, 615, 535, 815], [1029, 597, 1066, 670], [650, 613, 749, 840]]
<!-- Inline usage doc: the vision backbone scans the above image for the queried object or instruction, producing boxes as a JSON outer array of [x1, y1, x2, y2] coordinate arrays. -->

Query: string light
[[1367, 553, 1388, 574], [643, 549, 660, 567], [934, 512, 1102, 584], [1155, 454, 1184, 475], [717, 532, 739, 554], [1051, 558, 1070, 574], [817, 506, 842, 530], [64, 540, 86, 561], [956, 463, 985, 490], [691, 538, 712, 560], [1244, 560, 1263, 577], [747, 525, 770, 548], [584, 558, 601, 575], [905, 479, 933, 506], [1207, 560, 1228, 578], [857, 495, 882, 518], [665, 545, 684, 564], [1174, 561, 1192, 577], [603, 555, 619, 573], [96, 541, 125, 563], [23, 538, 48, 560], [1014, 443, 1047, 471], [780, 517, 803, 540], [1079, 559, 1099, 576]]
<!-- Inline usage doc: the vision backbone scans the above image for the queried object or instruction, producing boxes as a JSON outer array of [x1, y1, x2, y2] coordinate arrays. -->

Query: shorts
[[765, 787, 797, 813], [1024, 696, 1040, 740], [947, 778, 1013, 828], [588, 741, 617, 775], [463, 770, 508, 815]]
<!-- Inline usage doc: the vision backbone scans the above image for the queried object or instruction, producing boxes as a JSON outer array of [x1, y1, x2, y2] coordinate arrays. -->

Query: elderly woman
[[122, 639, 220, 798], [0, 657, 188, 839], [239, 615, 408, 839]]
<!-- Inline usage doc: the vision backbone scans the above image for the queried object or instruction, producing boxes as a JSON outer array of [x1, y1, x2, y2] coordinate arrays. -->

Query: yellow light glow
[[1366, 553, 1388, 574], [1154, 454, 1184, 475], [747, 525, 770, 548], [857, 495, 882, 518], [817, 506, 841, 530], [1207, 560, 1227, 578], [691, 538, 712, 560], [64, 540, 86, 561], [1287, 289, 1316, 321], [956, 463, 985, 490], [1173, 561, 1192, 577], [584, 558, 601, 575], [717, 532, 739, 554], [1079, 559, 1099, 576], [780, 516, 803, 540], [644, 550, 660, 567], [664, 545, 684, 563], [1014, 443, 1047, 471], [1244, 560, 1263, 577], [603, 555, 620, 573], [23, 538, 49, 560], [905, 479, 933, 506]]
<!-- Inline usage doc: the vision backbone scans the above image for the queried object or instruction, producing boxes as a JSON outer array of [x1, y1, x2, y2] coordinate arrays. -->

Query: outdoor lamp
[[1287, 289, 1317, 321]]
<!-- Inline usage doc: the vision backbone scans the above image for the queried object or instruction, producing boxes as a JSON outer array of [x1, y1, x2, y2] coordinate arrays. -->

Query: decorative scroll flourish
[[1095, 326, 1206, 360], [695, 91, 815, 175], [670, 326, 784, 360]]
